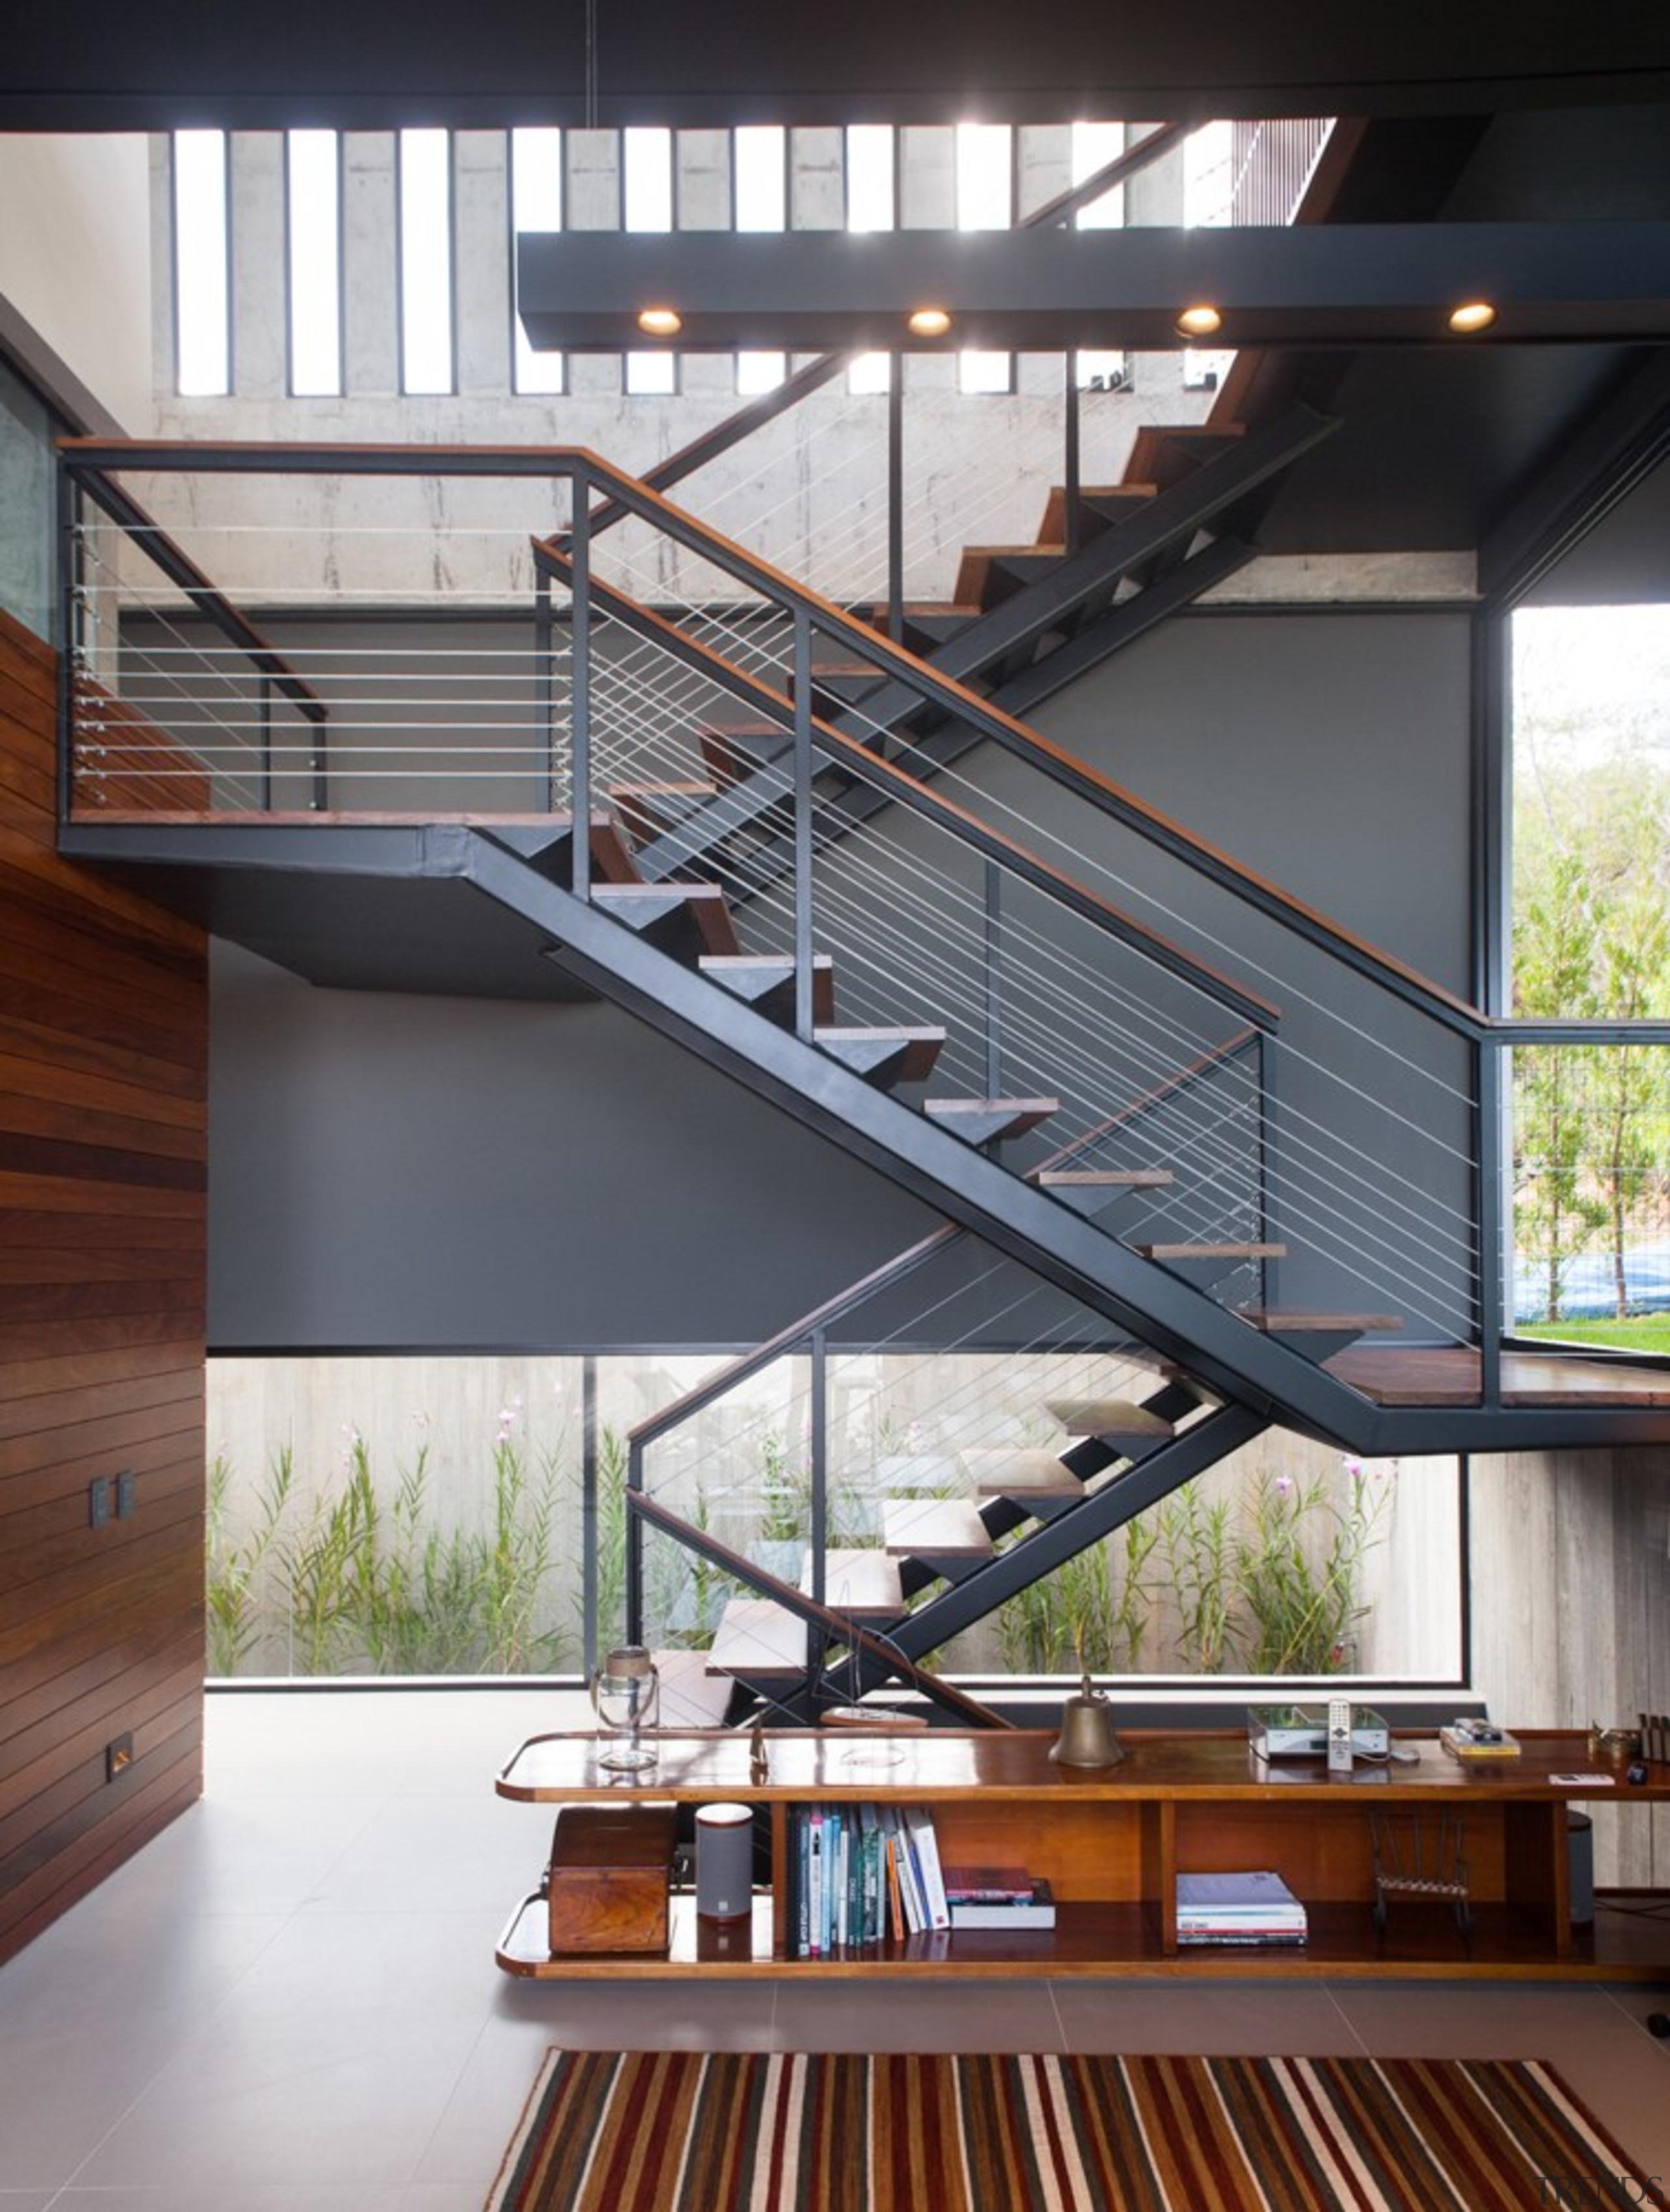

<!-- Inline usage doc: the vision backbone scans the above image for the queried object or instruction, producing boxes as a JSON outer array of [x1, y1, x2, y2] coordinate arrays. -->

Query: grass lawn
[[1515, 1315, 1670, 1356]]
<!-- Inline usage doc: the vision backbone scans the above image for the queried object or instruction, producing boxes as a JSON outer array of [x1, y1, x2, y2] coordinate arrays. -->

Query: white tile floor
[[1, 1689, 1667, 2209]]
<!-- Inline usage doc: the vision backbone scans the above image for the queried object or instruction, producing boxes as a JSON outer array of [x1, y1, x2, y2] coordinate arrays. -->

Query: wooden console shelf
[[494, 1728, 1670, 1982]]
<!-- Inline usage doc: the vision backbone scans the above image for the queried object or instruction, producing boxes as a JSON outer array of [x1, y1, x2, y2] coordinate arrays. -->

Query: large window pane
[[511, 127, 565, 397], [956, 122, 1011, 394], [175, 130, 230, 397], [287, 131, 341, 397], [399, 129, 454, 394], [846, 125, 894, 393]]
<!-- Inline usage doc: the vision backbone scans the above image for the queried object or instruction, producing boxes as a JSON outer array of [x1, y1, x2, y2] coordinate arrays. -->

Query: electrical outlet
[[89, 1476, 111, 1528], [115, 1470, 136, 1519], [106, 1735, 134, 1782]]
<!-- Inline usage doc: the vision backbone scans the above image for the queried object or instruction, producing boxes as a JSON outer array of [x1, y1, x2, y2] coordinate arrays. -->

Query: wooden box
[[546, 1803, 677, 1955]]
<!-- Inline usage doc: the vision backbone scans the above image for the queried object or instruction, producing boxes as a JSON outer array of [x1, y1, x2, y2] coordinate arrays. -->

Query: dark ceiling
[[3, 5, 1668, 130], [5, 9, 1665, 577]]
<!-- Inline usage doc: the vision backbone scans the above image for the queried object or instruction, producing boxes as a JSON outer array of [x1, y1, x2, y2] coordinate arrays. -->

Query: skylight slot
[[511, 128, 565, 396], [956, 122, 1012, 395], [399, 129, 454, 395], [1072, 121, 1126, 392], [735, 125, 787, 394], [623, 128, 673, 232], [174, 131, 230, 397], [847, 126, 895, 393], [286, 131, 341, 398]]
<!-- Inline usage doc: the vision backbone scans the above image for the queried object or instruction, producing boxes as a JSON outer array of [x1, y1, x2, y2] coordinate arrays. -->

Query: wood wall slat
[[0, 609, 207, 1962], [0, 1768, 204, 1970], [0, 1436, 198, 1521], [0, 1516, 203, 1657], [0, 1463, 202, 1598], [0, 1336, 202, 1403], [0, 1365, 200, 1446], [0, 1676, 202, 1856]]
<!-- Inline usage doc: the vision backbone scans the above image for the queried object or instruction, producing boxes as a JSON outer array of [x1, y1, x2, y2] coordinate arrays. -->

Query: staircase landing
[[1328, 1346, 1670, 1408]]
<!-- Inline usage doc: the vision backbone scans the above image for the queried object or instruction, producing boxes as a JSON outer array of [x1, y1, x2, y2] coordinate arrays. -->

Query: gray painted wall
[[209, 602, 1478, 1347]]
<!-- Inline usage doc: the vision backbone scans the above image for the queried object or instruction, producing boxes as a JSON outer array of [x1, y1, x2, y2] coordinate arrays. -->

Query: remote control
[[1328, 1697, 1354, 1773]]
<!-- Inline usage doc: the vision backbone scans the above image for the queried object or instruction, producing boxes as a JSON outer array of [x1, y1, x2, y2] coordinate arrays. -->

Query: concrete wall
[[0, 136, 153, 434], [1470, 1445, 1670, 1885]]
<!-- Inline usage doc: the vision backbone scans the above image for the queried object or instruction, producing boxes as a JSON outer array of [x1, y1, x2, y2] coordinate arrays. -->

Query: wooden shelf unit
[[494, 1728, 1670, 1982]]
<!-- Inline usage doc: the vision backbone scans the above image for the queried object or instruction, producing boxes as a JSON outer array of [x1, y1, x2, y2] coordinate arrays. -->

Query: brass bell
[[1051, 1673, 1125, 1768]]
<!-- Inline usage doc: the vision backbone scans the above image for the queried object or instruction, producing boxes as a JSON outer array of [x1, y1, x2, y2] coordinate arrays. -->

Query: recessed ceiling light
[[907, 306, 953, 338], [636, 306, 682, 338], [1447, 301, 1497, 335], [1176, 303, 1222, 339]]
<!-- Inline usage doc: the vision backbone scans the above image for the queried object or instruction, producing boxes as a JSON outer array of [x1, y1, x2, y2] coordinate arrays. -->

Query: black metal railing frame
[[55, 439, 1670, 1421]]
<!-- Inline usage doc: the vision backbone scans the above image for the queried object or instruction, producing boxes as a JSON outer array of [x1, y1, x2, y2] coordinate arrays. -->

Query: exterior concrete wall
[[0, 136, 154, 433]]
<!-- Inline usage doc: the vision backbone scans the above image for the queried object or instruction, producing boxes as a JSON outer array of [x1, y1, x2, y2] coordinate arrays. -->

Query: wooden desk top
[[498, 1727, 1669, 1807]]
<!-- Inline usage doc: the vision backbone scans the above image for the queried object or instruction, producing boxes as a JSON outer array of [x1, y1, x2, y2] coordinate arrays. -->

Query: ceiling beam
[[518, 221, 1670, 354]]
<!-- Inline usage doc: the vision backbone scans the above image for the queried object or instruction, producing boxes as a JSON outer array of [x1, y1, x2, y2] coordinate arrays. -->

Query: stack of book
[[787, 1804, 950, 1955], [942, 1864, 1056, 1930], [1439, 1718, 1521, 1762], [1176, 1870, 1308, 1948]]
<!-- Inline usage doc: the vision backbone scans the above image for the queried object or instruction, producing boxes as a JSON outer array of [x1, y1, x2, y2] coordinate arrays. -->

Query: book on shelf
[[941, 1864, 1037, 1905], [1177, 1930, 1307, 1948], [1176, 1869, 1307, 1945], [948, 1879, 1056, 1930], [788, 1805, 958, 1953]]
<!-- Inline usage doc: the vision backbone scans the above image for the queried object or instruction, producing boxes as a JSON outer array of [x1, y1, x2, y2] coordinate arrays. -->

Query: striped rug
[[486, 2048, 1667, 2210]]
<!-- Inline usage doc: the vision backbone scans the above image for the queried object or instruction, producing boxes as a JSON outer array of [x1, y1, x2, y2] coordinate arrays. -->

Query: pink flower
[[1274, 1474, 1293, 1498]]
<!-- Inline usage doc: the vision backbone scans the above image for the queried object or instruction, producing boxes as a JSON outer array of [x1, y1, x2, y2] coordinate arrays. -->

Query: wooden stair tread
[[1046, 1397, 1175, 1440], [1035, 1168, 1174, 1188], [1238, 1309, 1403, 1333], [925, 1097, 1058, 1143], [701, 953, 836, 1024], [650, 1646, 736, 1728], [1125, 421, 1248, 490], [608, 781, 720, 845], [882, 1497, 994, 1560], [954, 543, 1067, 606], [1037, 484, 1155, 540], [592, 881, 740, 956], [1136, 1241, 1287, 1260], [696, 721, 791, 785], [801, 1548, 903, 1618], [962, 1447, 1082, 1497], [819, 1025, 946, 1083], [706, 1597, 808, 1680]]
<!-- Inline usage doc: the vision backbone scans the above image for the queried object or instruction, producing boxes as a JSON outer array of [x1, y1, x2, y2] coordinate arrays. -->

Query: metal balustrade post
[[56, 464, 81, 822], [1257, 1031, 1281, 1313], [984, 860, 1004, 1096], [534, 570, 556, 813], [1063, 352, 1082, 560], [887, 357, 904, 644], [1478, 1040, 1505, 1406], [809, 1328, 828, 1611], [258, 675, 273, 813], [569, 483, 592, 897], [624, 1432, 645, 1650], [793, 605, 815, 1044], [583, 1354, 601, 1668]]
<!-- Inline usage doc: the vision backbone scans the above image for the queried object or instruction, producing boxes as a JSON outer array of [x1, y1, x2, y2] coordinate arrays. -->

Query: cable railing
[[58, 438, 1670, 1419]]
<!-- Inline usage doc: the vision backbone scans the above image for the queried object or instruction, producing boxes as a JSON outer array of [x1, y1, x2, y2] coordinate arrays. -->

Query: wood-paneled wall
[[0, 605, 207, 1967]]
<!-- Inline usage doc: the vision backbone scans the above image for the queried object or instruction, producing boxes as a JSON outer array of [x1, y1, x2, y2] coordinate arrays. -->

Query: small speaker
[[695, 1802, 753, 1921]]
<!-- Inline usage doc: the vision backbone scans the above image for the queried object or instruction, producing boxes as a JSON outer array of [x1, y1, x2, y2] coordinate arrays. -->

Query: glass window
[[0, 359, 57, 641], [846, 125, 894, 393], [511, 128, 565, 397], [956, 122, 1012, 395], [623, 127, 673, 232], [174, 130, 230, 397], [625, 352, 677, 396], [286, 131, 341, 398], [399, 130, 454, 395], [733, 125, 787, 395], [1511, 603, 1670, 1344], [1072, 122, 1127, 393]]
